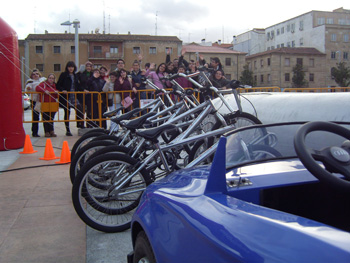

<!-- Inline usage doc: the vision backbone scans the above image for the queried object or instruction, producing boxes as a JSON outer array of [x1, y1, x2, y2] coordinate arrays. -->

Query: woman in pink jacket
[[36, 74, 59, 137], [145, 63, 172, 90]]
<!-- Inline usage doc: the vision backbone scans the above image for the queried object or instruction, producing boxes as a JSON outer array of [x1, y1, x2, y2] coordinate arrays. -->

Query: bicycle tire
[[87, 144, 133, 161], [227, 144, 282, 166], [91, 134, 121, 144], [70, 140, 124, 184], [188, 112, 265, 164], [71, 131, 107, 159], [72, 153, 151, 233]]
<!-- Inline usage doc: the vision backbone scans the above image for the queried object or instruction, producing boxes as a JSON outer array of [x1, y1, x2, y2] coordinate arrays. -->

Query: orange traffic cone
[[19, 134, 38, 154], [55, 141, 71, 164], [39, 139, 60, 160]]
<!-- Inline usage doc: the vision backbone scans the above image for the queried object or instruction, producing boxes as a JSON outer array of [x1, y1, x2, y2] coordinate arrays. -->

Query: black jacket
[[56, 71, 83, 106]]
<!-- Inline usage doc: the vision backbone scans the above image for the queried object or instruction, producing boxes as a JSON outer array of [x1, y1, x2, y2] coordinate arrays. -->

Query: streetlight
[[61, 19, 80, 68]]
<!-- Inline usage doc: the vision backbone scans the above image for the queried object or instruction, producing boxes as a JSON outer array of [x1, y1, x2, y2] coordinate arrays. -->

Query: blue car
[[129, 121, 350, 263]]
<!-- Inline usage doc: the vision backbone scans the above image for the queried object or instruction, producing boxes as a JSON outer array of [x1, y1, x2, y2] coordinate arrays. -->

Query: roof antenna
[[155, 11, 159, 35]]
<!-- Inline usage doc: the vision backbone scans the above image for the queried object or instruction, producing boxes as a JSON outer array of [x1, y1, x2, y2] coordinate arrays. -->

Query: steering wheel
[[294, 121, 350, 191]]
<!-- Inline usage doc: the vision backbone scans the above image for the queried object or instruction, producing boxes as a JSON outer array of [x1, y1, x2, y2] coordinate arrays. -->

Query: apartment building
[[234, 28, 266, 56], [235, 7, 350, 87], [20, 32, 182, 83], [246, 47, 326, 89]]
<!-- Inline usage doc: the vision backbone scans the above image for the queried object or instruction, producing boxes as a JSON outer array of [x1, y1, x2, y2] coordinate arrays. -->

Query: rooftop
[[183, 44, 246, 55], [25, 33, 181, 42], [246, 47, 325, 59]]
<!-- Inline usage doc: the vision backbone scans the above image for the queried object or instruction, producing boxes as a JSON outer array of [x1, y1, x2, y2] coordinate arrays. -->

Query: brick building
[[246, 47, 326, 89]]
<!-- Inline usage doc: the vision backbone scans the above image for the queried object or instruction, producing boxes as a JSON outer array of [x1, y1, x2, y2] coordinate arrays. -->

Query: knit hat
[[85, 61, 93, 66]]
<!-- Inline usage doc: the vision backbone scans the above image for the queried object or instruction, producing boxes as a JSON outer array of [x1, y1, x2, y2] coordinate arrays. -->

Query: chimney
[[218, 40, 221, 45]]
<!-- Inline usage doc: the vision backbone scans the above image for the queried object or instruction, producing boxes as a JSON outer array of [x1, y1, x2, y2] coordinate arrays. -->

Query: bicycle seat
[[122, 111, 157, 131], [136, 124, 177, 143], [111, 108, 141, 124], [103, 106, 124, 118]]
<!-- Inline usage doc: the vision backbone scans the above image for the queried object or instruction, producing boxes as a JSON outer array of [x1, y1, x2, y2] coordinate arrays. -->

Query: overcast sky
[[1, 0, 348, 43]]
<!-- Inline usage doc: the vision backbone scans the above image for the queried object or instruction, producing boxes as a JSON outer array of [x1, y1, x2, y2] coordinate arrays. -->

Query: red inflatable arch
[[0, 18, 25, 150]]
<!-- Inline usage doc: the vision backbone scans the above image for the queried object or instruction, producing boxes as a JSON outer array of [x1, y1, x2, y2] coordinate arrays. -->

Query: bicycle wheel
[[71, 131, 107, 159], [91, 134, 121, 144], [69, 140, 127, 184], [227, 144, 282, 166], [188, 112, 265, 164], [72, 153, 152, 233]]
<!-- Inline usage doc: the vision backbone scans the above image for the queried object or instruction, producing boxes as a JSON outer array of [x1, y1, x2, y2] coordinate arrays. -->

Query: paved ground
[[0, 112, 132, 263]]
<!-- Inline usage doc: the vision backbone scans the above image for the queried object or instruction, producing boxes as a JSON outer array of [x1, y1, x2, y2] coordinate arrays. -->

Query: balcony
[[89, 51, 120, 59]]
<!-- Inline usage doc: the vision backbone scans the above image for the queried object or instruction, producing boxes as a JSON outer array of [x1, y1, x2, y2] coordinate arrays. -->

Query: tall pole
[[73, 19, 80, 68]]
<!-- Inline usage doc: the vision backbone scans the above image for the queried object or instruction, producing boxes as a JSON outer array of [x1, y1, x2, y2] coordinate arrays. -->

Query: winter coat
[[35, 81, 58, 102], [56, 71, 82, 107]]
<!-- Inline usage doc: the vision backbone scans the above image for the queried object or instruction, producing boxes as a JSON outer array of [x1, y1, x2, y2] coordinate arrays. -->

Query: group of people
[[25, 50, 229, 138]]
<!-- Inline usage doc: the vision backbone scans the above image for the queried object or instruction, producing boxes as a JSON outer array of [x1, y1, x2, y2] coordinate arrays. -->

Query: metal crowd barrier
[[22, 86, 349, 127]]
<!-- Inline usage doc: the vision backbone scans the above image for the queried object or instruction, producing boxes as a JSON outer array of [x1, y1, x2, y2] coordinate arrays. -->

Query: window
[[344, 52, 349, 60], [287, 24, 290, 32], [165, 47, 172, 54], [133, 47, 140, 54], [225, 58, 231, 66], [317, 17, 325, 25], [287, 42, 291, 47], [285, 58, 290, 66], [291, 41, 295, 47], [35, 46, 43, 54], [110, 45, 118, 53], [53, 46, 61, 54], [339, 19, 346, 25], [71, 46, 75, 54], [331, 34, 337, 41], [260, 75, 264, 83], [54, 64, 61, 72], [299, 20, 304, 31], [267, 74, 271, 83], [149, 47, 157, 54], [225, 74, 231, 80], [326, 18, 334, 24], [291, 23, 295, 32], [281, 43, 285, 48], [309, 73, 314, 82], [267, 32, 270, 41], [93, 46, 102, 54], [285, 73, 290, 82], [331, 51, 336, 59], [344, 34, 349, 42], [254, 75, 257, 83], [277, 29, 280, 35], [299, 38, 304, 46], [267, 58, 271, 66], [260, 59, 264, 67], [36, 64, 44, 72], [297, 58, 303, 66], [281, 27, 284, 34], [309, 58, 315, 67], [277, 44, 280, 48], [254, 61, 257, 69]]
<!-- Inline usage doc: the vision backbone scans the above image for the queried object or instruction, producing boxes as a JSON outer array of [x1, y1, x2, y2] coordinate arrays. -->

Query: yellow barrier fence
[[283, 87, 349, 92], [23, 86, 349, 127]]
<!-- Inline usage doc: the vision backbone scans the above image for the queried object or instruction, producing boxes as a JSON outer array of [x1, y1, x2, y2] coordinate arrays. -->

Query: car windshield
[[225, 122, 350, 169]]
